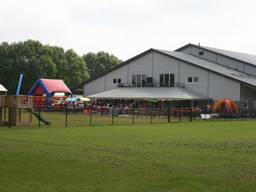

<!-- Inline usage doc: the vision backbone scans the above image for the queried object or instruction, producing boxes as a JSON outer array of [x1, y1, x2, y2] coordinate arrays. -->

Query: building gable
[[176, 43, 256, 76]]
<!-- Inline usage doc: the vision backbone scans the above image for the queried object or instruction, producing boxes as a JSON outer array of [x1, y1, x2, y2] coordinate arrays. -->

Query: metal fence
[[2, 106, 256, 128], [23, 107, 256, 127]]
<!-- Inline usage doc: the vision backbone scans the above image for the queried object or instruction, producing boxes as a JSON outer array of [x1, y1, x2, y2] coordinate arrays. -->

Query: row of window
[[159, 74, 175, 87], [113, 75, 199, 86], [187, 76, 199, 84], [131, 74, 153, 87], [113, 78, 121, 84]]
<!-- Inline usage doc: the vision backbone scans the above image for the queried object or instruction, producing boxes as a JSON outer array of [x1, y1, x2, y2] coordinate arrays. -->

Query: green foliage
[[83, 51, 122, 79], [1, 120, 256, 191], [0, 40, 121, 94], [0, 40, 89, 93]]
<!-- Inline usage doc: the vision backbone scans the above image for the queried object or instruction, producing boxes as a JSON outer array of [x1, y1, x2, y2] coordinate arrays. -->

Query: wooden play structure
[[0, 95, 33, 126]]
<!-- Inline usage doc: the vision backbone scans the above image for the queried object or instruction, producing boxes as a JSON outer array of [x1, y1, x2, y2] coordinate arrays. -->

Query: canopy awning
[[65, 97, 80, 102], [0, 84, 7, 92], [87, 87, 208, 100]]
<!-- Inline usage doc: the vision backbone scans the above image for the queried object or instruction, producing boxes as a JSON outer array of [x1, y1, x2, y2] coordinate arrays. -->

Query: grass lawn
[[0, 121, 256, 192]]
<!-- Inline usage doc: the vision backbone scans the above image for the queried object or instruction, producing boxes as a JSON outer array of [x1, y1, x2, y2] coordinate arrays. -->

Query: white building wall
[[127, 53, 153, 83], [153, 52, 180, 84], [208, 73, 240, 100], [179, 62, 209, 97], [84, 50, 242, 100], [84, 76, 105, 96], [105, 65, 129, 90], [84, 53, 154, 96]]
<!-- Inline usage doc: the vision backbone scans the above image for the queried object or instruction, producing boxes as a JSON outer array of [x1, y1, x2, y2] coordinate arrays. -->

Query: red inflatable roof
[[29, 78, 72, 95], [41, 79, 71, 94]]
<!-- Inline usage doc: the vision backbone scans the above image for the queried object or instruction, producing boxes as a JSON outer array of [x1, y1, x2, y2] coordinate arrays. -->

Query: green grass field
[[1, 121, 256, 192]]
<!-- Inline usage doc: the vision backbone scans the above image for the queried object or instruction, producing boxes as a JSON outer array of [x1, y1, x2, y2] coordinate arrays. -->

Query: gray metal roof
[[88, 87, 207, 100], [156, 49, 256, 87], [0, 84, 7, 92], [202, 46, 256, 66]]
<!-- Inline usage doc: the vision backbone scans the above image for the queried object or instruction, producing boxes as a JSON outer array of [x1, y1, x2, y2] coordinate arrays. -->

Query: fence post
[[150, 109, 153, 124], [190, 101, 192, 122], [112, 108, 114, 125], [168, 107, 170, 123], [8, 107, 11, 128], [89, 110, 92, 126], [65, 106, 68, 127], [179, 109, 181, 122], [132, 105, 134, 124], [38, 106, 41, 127]]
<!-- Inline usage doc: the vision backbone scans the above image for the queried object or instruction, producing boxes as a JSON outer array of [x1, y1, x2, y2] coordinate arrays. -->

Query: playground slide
[[29, 109, 51, 125]]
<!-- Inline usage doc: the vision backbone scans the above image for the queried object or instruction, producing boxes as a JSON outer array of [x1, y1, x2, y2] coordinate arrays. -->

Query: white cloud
[[0, 0, 256, 60]]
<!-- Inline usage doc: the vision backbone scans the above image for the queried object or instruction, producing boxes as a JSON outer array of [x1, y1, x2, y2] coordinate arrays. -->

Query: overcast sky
[[0, 0, 256, 60]]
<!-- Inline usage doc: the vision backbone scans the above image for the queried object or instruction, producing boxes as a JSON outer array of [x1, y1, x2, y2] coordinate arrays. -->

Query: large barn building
[[83, 44, 256, 108]]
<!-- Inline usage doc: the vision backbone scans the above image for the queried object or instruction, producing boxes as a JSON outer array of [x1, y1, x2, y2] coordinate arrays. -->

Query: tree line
[[0, 40, 122, 94]]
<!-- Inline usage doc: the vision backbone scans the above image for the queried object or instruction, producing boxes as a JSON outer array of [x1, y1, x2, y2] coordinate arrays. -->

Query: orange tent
[[212, 98, 239, 114]]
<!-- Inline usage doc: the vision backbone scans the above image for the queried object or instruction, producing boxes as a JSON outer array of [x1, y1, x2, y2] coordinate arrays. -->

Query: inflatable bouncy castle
[[212, 98, 239, 114]]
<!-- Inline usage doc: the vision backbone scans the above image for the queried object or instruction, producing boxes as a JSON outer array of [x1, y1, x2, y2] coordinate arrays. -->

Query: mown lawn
[[0, 121, 256, 192]]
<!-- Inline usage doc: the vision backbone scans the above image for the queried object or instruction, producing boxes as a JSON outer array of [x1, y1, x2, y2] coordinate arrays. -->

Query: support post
[[4, 108, 6, 121], [8, 107, 11, 128], [112, 108, 114, 125], [190, 100, 193, 122], [0, 108, 2, 123], [150, 103, 153, 124], [18, 108, 21, 122], [132, 104, 134, 124], [89, 109, 92, 126], [179, 108, 181, 122], [65, 106, 68, 127], [38, 106, 41, 127], [168, 102, 170, 123]]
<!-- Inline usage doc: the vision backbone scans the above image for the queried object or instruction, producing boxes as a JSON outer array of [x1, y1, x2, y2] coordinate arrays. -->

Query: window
[[142, 75, 146, 87], [160, 74, 175, 87], [170, 74, 175, 87], [137, 74, 141, 87], [188, 76, 199, 84], [132, 75, 136, 86], [188, 77, 193, 83], [199, 51, 204, 56], [194, 77, 199, 83], [160, 74, 164, 87], [146, 77, 153, 86], [113, 79, 117, 84], [164, 74, 169, 85], [132, 74, 147, 87], [118, 79, 121, 84]]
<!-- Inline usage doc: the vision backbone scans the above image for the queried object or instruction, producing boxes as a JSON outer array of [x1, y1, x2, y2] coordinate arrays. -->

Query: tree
[[83, 51, 122, 79], [62, 49, 89, 88], [0, 40, 90, 94]]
